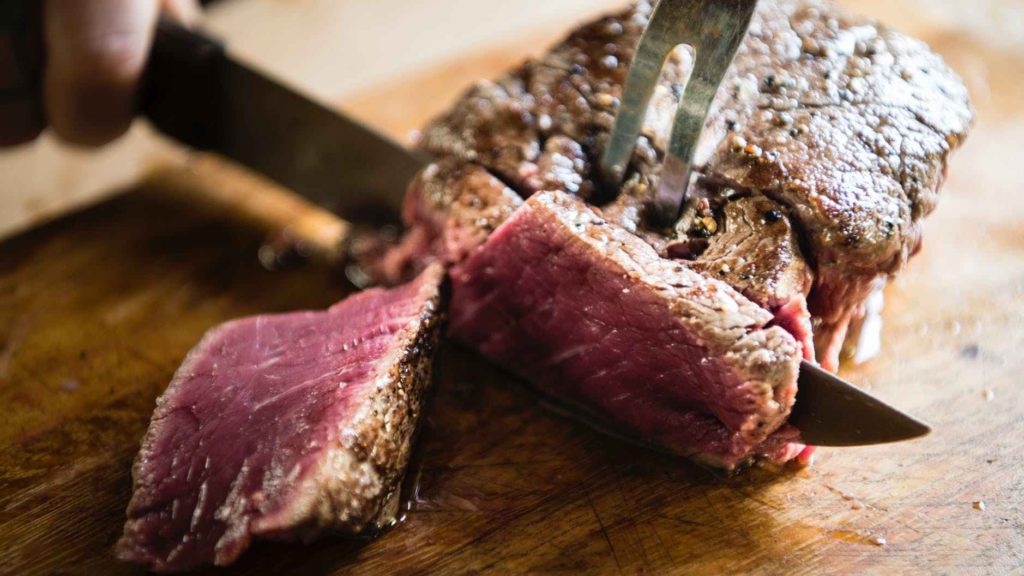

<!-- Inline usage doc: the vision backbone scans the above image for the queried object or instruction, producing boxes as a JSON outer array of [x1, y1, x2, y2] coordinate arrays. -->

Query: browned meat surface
[[686, 195, 815, 359], [370, 0, 971, 468], [378, 160, 523, 282], [408, 0, 971, 369]]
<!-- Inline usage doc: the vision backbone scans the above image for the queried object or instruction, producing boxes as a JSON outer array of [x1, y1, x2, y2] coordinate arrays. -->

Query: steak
[[402, 0, 972, 370], [379, 159, 522, 283], [449, 192, 809, 469], [117, 265, 444, 572]]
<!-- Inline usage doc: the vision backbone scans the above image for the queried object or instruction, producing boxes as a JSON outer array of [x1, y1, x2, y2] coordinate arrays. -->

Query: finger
[[44, 0, 160, 147], [162, 0, 202, 27]]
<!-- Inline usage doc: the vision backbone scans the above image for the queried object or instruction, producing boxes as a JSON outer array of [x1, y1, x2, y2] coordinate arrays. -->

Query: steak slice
[[117, 265, 444, 572], [375, 159, 522, 285], [685, 195, 815, 360], [449, 192, 806, 469]]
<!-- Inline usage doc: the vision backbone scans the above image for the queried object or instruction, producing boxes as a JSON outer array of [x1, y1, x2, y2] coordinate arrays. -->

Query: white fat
[[851, 284, 885, 364]]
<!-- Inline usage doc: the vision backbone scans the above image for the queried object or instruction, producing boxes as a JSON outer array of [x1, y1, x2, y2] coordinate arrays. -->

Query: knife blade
[[792, 361, 931, 446], [141, 19, 428, 216], [138, 18, 930, 449]]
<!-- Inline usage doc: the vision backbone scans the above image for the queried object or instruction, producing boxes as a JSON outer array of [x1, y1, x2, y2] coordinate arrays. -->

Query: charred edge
[[367, 279, 447, 533], [398, 278, 448, 496], [572, 127, 605, 204], [388, 279, 448, 525]]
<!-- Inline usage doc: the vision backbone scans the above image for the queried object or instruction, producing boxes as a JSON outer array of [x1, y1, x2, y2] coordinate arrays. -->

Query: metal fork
[[599, 0, 759, 227]]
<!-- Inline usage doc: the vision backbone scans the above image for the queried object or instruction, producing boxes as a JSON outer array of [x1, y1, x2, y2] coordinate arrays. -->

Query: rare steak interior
[[118, 266, 444, 571]]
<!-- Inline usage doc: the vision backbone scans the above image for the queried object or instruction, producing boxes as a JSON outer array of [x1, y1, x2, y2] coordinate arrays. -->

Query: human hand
[[0, 0, 199, 147]]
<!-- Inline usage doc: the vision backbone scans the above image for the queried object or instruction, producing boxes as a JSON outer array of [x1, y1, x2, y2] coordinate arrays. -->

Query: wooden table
[[2, 1, 1023, 574]]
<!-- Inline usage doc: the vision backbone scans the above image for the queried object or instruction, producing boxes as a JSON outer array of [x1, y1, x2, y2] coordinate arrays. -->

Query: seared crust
[[117, 266, 445, 571], [415, 0, 972, 366], [260, 265, 446, 538], [376, 160, 523, 283]]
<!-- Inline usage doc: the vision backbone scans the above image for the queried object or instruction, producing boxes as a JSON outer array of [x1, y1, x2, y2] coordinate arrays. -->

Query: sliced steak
[[449, 192, 806, 469], [375, 160, 522, 284], [410, 0, 971, 369], [117, 265, 444, 572]]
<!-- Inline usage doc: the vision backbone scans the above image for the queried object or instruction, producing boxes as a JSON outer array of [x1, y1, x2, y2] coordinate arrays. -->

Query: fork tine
[[655, 0, 759, 225], [600, 0, 759, 226], [598, 3, 686, 187]]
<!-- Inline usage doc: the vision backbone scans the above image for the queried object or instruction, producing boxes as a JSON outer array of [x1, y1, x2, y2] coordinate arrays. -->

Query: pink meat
[[117, 266, 444, 572], [448, 192, 805, 469]]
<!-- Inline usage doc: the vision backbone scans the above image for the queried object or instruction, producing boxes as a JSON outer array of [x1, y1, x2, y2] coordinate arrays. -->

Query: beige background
[[0, 0, 1019, 239]]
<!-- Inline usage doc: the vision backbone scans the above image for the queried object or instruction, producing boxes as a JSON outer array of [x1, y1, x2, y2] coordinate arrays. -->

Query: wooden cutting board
[[2, 2, 1023, 574]]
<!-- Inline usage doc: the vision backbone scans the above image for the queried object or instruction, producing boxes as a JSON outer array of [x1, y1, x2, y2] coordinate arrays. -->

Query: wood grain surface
[[2, 2, 1024, 574]]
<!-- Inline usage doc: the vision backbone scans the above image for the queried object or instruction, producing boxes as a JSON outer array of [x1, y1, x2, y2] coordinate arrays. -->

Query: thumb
[[44, 0, 160, 147]]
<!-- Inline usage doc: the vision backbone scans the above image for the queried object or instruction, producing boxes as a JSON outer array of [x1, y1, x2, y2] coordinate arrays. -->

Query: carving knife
[[790, 361, 929, 446]]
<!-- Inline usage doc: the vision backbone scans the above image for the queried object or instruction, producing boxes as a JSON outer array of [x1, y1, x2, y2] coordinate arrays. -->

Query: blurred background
[[0, 0, 1019, 239]]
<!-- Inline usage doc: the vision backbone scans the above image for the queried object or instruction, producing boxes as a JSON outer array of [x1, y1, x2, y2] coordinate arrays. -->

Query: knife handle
[[0, 0, 44, 145], [141, 20, 355, 266], [140, 18, 227, 151]]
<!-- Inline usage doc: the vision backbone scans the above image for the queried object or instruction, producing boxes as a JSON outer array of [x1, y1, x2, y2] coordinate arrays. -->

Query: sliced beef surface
[[412, 0, 971, 368], [117, 265, 444, 572], [376, 159, 522, 284], [686, 195, 815, 359], [449, 192, 806, 469]]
